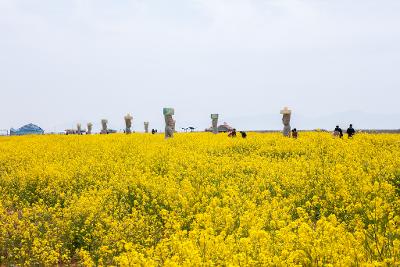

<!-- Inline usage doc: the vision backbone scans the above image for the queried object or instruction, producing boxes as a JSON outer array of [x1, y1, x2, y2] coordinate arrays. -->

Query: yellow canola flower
[[0, 132, 399, 265]]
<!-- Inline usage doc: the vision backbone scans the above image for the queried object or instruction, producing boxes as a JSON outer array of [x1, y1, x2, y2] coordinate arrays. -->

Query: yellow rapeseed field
[[0, 132, 399, 266]]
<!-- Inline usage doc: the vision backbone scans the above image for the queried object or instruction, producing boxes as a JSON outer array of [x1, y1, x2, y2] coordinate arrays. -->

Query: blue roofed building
[[10, 123, 44, 136]]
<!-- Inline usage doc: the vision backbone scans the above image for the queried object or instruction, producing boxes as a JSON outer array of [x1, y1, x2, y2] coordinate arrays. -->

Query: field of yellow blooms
[[0, 132, 399, 266]]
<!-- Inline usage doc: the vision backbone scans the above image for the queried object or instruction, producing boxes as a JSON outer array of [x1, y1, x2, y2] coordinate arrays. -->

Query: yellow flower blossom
[[0, 132, 399, 265]]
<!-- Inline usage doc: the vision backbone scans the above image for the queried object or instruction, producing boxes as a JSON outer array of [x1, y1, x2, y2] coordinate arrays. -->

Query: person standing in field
[[334, 125, 343, 138], [228, 129, 237, 137], [240, 131, 247, 138], [292, 128, 298, 139], [347, 124, 355, 138]]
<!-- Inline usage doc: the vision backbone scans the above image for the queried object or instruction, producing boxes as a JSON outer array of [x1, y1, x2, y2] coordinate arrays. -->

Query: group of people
[[290, 124, 356, 139], [151, 124, 356, 139], [226, 124, 356, 139], [334, 124, 356, 138], [228, 129, 247, 138]]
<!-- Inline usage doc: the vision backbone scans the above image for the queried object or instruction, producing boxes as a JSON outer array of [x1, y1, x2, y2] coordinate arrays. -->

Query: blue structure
[[10, 123, 44, 136]]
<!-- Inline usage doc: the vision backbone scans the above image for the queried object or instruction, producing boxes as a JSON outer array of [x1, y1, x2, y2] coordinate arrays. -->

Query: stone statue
[[87, 123, 93, 134], [77, 123, 82, 135], [211, 114, 219, 134], [101, 119, 108, 134], [280, 107, 292, 137], [144, 122, 149, 133], [163, 108, 175, 139], [124, 113, 133, 134]]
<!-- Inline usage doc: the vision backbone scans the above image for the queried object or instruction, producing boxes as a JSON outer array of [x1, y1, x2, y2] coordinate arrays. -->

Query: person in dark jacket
[[334, 125, 343, 138], [228, 129, 237, 137], [347, 124, 355, 138], [292, 128, 298, 139], [240, 131, 247, 138]]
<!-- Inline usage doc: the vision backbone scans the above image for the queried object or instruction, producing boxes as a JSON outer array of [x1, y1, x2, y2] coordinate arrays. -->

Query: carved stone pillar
[[101, 119, 108, 134], [163, 108, 175, 139], [87, 123, 93, 134], [144, 122, 149, 133], [124, 114, 133, 134], [280, 107, 292, 137], [77, 123, 82, 135], [211, 114, 219, 134]]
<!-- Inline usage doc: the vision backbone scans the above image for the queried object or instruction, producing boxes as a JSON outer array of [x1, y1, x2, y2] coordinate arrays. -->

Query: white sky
[[0, 0, 399, 132]]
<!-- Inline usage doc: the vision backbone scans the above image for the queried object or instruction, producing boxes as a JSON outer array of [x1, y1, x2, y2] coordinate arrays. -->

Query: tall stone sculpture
[[101, 119, 108, 134], [163, 108, 175, 139], [211, 114, 219, 134], [87, 122, 93, 134], [280, 107, 292, 137], [124, 113, 133, 134], [144, 122, 149, 133], [77, 123, 82, 135]]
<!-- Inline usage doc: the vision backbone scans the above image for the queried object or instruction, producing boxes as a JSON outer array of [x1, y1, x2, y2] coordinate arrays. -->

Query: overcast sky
[[0, 0, 399, 132]]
